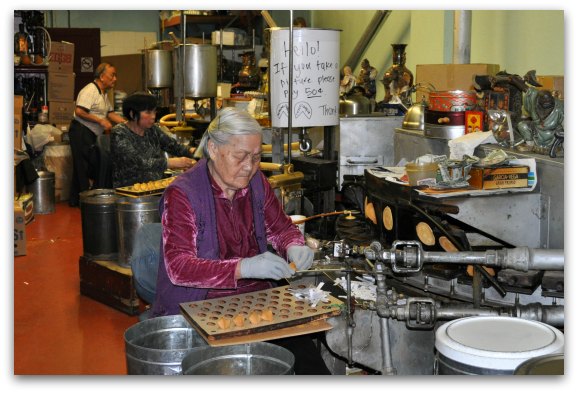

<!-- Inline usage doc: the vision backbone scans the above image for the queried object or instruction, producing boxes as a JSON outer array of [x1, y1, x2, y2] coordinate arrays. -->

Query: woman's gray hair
[[194, 107, 263, 159]]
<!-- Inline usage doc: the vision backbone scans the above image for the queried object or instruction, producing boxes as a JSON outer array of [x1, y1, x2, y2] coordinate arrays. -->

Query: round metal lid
[[435, 316, 564, 371]]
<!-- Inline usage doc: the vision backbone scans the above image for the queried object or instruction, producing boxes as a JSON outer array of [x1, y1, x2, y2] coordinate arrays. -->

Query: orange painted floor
[[13, 202, 139, 375]]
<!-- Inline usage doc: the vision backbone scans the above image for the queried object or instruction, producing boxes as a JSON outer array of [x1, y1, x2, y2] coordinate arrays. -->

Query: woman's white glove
[[240, 252, 295, 280], [287, 245, 314, 271]]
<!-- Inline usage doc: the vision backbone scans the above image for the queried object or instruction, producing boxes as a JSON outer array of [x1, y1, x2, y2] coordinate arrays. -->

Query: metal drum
[[182, 342, 295, 375], [79, 189, 119, 260], [173, 44, 217, 98], [144, 49, 173, 88], [30, 170, 55, 214], [124, 315, 208, 375], [435, 316, 564, 375], [116, 196, 161, 267]]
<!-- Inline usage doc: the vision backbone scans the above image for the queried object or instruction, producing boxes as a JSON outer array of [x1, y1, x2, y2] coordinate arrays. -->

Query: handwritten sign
[[270, 28, 340, 127]]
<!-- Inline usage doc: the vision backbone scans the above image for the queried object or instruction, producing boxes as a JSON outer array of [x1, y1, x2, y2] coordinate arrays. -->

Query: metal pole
[[343, 11, 391, 71], [287, 10, 294, 165], [453, 10, 472, 64]]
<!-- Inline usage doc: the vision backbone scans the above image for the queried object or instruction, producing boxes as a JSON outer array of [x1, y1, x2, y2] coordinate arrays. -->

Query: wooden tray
[[180, 285, 343, 345]]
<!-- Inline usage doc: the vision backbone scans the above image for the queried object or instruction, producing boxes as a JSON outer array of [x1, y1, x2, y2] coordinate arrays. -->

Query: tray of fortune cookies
[[115, 176, 177, 197]]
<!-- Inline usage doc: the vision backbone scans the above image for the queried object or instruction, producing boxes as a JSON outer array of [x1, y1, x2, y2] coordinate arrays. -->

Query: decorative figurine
[[339, 65, 356, 97], [231, 51, 261, 94], [517, 87, 564, 155], [356, 58, 378, 104]]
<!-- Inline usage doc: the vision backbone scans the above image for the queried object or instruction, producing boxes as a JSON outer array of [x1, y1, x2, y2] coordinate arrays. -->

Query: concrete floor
[[13, 202, 138, 375]]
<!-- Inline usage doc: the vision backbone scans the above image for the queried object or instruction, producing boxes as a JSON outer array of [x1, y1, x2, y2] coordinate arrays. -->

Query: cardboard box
[[48, 41, 75, 73], [416, 64, 501, 102], [15, 95, 24, 114], [101, 54, 142, 95], [48, 72, 75, 101], [217, 82, 232, 98], [468, 165, 529, 190], [14, 205, 27, 256], [49, 100, 75, 125], [14, 193, 34, 224], [536, 75, 564, 99], [212, 30, 236, 46]]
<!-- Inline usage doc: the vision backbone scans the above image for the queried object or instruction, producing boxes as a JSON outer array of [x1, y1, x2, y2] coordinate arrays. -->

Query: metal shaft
[[379, 317, 396, 375]]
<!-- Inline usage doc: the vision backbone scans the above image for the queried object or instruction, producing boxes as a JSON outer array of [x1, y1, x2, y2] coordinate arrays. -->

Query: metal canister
[[428, 90, 476, 112], [115, 196, 161, 267], [30, 170, 55, 214], [79, 189, 119, 261]]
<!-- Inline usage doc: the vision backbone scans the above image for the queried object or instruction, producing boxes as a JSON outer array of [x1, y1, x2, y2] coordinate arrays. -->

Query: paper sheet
[[448, 131, 497, 160]]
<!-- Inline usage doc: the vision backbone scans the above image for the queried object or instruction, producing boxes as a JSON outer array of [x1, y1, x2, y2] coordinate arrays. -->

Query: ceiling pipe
[[453, 10, 472, 64], [343, 10, 391, 71]]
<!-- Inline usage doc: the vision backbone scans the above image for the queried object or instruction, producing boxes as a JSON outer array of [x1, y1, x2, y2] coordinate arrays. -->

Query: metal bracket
[[406, 297, 436, 329], [390, 240, 424, 273]]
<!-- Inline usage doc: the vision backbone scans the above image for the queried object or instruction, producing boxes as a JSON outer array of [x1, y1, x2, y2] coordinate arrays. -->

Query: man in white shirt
[[68, 63, 125, 206]]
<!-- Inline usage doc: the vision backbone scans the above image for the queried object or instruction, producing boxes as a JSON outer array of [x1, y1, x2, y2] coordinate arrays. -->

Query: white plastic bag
[[27, 124, 58, 152]]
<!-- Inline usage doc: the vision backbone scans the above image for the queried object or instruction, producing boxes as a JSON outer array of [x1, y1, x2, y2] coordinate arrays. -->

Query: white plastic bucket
[[435, 316, 564, 375]]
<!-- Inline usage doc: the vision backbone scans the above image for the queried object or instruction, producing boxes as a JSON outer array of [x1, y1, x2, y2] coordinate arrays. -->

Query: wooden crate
[[79, 256, 140, 316]]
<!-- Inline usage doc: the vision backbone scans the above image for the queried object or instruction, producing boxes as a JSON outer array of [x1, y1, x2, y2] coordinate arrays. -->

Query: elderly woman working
[[152, 107, 313, 315], [151, 107, 326, 373], [110, 92, 196, 188]]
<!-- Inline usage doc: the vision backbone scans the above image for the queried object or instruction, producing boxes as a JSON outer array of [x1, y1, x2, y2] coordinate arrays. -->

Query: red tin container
[[428, 90, 476, 112]]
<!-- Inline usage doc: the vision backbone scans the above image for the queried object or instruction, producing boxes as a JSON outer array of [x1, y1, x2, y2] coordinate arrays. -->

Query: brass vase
[[381, 44, 414, 106]]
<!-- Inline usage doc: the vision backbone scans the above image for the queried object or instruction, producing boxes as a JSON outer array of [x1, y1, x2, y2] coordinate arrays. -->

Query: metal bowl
[[181, 342, 295, 375], [402, 102, 425, 131]]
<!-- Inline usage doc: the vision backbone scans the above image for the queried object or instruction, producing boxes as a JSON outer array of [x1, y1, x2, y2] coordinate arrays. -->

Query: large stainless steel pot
[[173, 44, 217, 98], [144, 49, 172, 88]]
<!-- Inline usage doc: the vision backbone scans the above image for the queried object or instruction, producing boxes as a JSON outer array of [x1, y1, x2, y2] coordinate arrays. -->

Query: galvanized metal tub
[[30, 170, 55, 214], [79, 189, 119, 260], [124, 314, 208, 375], [182, 342, 295, 375], [115, 195, 160, 267]]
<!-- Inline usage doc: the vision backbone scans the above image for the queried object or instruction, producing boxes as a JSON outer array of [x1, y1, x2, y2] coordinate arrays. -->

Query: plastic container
[[435, 316, 564, 375], [405, 162, 439, 186]]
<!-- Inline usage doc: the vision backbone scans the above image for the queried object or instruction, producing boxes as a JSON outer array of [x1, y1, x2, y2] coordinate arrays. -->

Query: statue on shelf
[[381, 43, 414, 107], [473, 69, 563, 155], [339, 65, 356, 97], [517, 86, 564, 155], [356, 58, 377, 102], [231, 51, 261, 94]]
